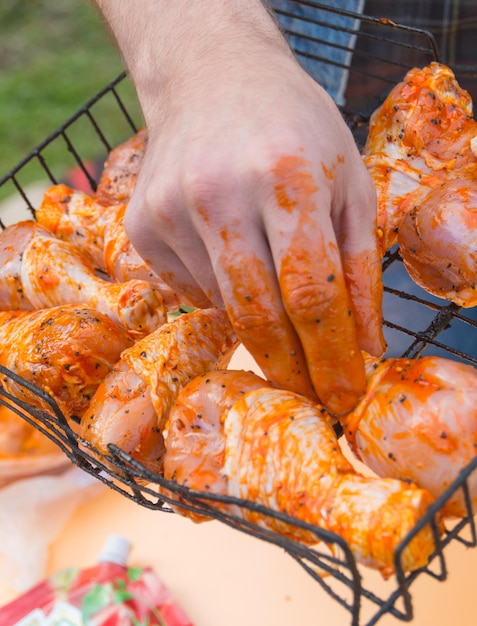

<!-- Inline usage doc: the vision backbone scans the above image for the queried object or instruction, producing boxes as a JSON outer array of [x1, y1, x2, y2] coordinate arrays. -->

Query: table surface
[[0, 347, 476, 626], [40, 488, 477, 626]]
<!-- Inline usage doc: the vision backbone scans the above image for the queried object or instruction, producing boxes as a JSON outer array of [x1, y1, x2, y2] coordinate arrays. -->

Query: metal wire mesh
[[1, 3, 477, 625]]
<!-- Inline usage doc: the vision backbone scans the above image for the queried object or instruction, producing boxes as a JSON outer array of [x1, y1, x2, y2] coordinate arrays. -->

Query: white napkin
[[0, 466, 104, 592]]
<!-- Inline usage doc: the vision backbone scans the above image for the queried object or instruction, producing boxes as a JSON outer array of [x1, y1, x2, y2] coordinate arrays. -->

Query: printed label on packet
[[14, 601, 82, 626]]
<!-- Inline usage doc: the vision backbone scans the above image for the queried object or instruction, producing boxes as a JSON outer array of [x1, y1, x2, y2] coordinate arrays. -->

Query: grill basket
[[1, 3, 477, 625]]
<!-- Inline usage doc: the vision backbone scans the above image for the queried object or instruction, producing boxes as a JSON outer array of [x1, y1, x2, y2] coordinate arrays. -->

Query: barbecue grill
[[1, 3, 477, 625]]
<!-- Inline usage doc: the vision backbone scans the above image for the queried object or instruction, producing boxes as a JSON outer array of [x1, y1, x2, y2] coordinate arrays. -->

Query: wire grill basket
[[1, 3, 477, 625]]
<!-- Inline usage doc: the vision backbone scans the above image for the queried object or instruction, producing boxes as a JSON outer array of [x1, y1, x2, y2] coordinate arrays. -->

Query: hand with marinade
[[94, 0, 386, 415]]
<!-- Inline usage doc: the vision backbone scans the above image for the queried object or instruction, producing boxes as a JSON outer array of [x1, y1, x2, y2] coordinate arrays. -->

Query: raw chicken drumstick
[[397, 178, 477, 307], [36, 183, 115, 273], [0, 304, 133, 425], [163, 370, 440, 578], [0, 403, 69, 482], [341, 355, 477, 518], [363, 62, 477, 254], [80, 308, 238, 471], [94, 128, 146, 207], [0, 220, 166, 338], [37, 184, 182, 310]]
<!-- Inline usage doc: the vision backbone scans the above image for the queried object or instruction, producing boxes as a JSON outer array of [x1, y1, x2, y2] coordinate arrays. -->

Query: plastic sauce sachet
[[0, 534, 194, 625]]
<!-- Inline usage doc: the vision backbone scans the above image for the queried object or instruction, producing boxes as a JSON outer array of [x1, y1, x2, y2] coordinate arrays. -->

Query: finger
[[124, 206, 213, 309], [264, 155, 366, 415], [199, 218, 317, 400], [337, 165, 387, 357]]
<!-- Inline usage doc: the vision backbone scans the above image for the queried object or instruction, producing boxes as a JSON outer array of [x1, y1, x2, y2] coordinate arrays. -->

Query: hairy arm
[[94, 1, 289, 119]]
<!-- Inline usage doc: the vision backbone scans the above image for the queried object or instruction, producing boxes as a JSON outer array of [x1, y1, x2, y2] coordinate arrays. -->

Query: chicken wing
[[342, 354, 477, 518], [0, 220, 166, 338], [363, 62, 477, 254], [164, 370, 440, 578], [0, 304, 133, 425]]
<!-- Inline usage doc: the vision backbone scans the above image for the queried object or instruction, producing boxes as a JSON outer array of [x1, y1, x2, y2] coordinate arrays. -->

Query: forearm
[[93, 0, 290, 119]]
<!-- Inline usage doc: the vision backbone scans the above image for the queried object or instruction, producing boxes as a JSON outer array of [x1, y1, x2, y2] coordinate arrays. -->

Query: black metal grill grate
[[1, 3, 477, 625]]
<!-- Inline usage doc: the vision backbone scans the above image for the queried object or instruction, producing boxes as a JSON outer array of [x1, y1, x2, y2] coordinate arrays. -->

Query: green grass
[[0, 1, 142, 186]]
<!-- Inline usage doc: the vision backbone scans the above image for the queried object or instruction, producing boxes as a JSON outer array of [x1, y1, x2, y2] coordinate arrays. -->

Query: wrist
[[94, 0, 292, 119]]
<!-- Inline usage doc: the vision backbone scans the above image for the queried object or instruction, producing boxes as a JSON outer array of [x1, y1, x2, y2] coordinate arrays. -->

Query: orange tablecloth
[[36, 488, 477, 626]]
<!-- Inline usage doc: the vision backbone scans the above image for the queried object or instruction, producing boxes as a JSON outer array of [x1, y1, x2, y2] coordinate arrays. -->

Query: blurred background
[[0, 0, 141, 190], [0, 0, 476, 186]]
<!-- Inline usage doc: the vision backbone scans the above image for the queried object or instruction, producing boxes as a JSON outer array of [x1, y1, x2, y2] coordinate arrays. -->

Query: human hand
[[97, 0, 386, 415]]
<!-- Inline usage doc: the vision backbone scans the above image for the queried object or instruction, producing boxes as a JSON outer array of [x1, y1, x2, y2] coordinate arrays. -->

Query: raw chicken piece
[[342, 354, 477, 518], [95, 128, 146, 206], [0, 403, 70, 485], [164, 370, 440, 578], [0, 220, 166, 338], [80, 308, 238, 471], [164, 369, 273, 501], [37, 184, 181, 310], [102, 203, 183, 310], [0, 403, 61, 458], [363, 62, 477, 253], [397, 178, 477, 306], [36, 183, 115, 272], [0, 305, 133, 425], [0, 221, 41, 310]]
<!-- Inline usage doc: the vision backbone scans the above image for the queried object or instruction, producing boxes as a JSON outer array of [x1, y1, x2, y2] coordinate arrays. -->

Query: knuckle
[[283, 276, 337, 323], [182, 166, 230, 209], [124, 184, 177, 237], [230, 310, 281, 339]]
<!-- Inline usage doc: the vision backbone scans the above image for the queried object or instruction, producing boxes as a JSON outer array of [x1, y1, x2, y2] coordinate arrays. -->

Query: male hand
[[96, 0, 386, 414]]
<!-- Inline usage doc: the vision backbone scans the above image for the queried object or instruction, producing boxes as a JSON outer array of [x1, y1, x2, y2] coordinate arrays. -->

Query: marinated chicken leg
[[164, 370, 440, 578], [363, 62, 477, 254], [95, 128, 146, 207], [37, 184, 181, 310], [102, 203, 182, 310], [80, 308, 238, 470], [36, 183, 115, 272], [0, 220, 166, 337], [342, 354, 477, 518], [397, 178, 477, 307], [0, 304, 133, 425]]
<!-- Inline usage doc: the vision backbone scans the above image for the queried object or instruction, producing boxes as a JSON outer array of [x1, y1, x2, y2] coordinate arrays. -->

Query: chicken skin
[[94, 128, 146, 207], [363, 62, 477, 254], [0, 220, 166, 338], [342, 355, 477, 518], [36, 183, 115, 273], [0, 305, 133, 425], [37, 184, 181, 310], [397, 178, 477, 307], [80, 308, 238, 470], [0, 403, 70, 483], [164, 370, 440, 579]]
